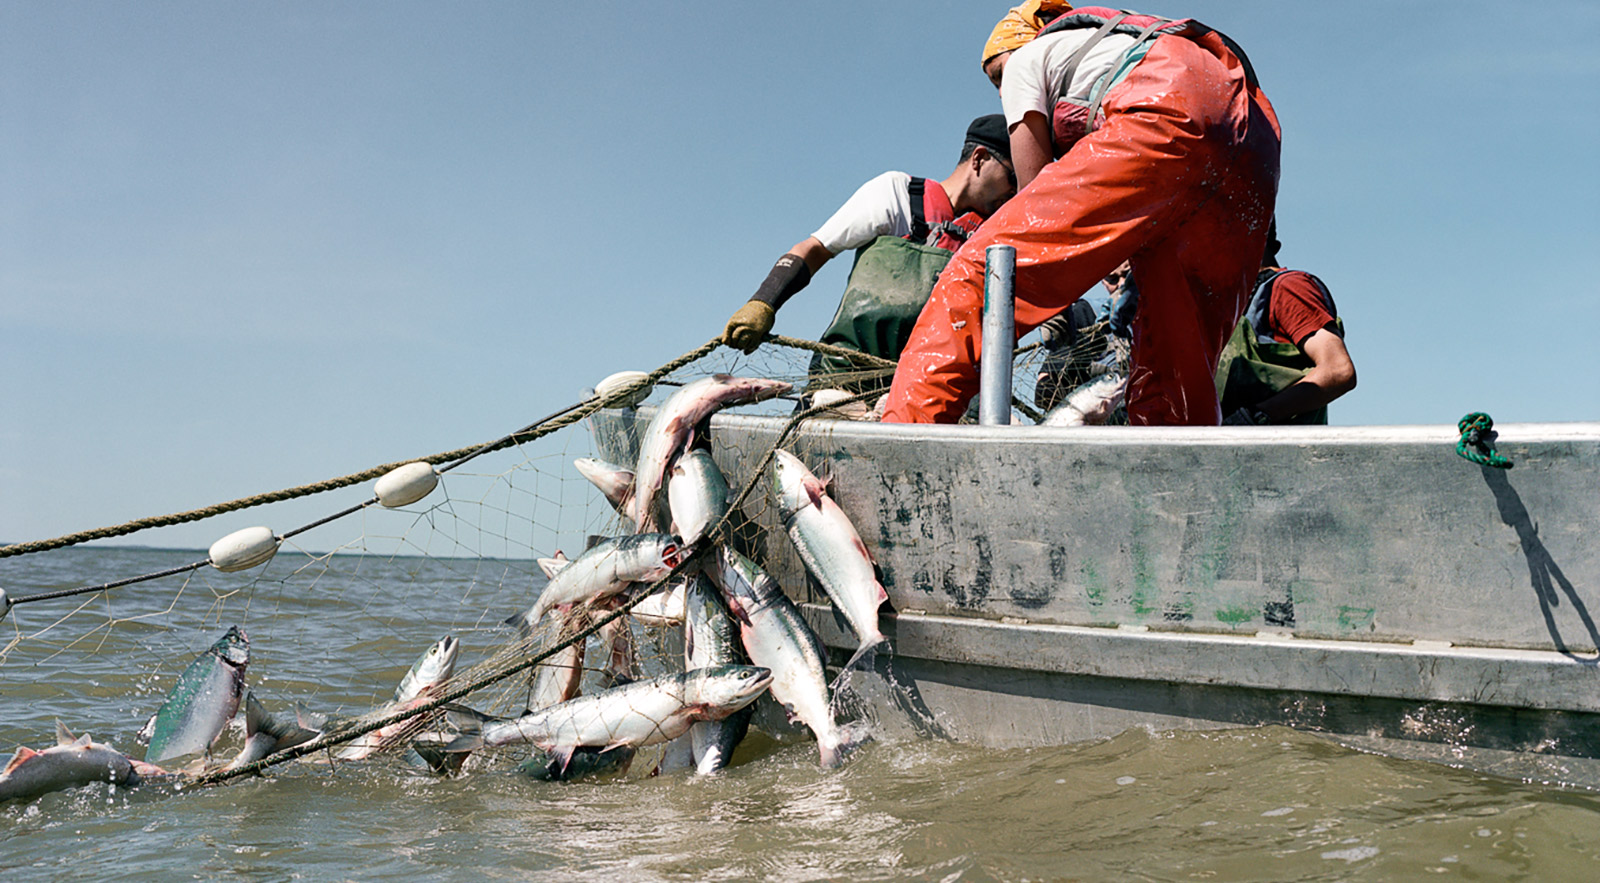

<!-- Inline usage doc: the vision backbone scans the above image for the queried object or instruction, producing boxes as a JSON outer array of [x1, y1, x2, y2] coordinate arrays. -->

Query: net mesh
[[0, 330, 1118, 784]]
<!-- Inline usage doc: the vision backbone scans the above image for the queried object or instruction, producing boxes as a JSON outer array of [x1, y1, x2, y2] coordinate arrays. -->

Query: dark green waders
[[807, 235, 955, 393], [1213, 317, 1344, 426]]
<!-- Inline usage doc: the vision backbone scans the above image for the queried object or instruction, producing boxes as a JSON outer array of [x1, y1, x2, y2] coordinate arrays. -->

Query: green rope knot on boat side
[[1456, 411, 1513, 469]]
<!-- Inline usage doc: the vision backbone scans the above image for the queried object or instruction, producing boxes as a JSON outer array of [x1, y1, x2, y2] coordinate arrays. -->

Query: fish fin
[[801, 475, 828, 509], [243, 692, 267, 738], [443, 734, 483, 754], [54, 720, 75, 747], [832, 637, 889, 687], [552, 745, 576, 775], [294, 703, 330, 734], [537, 556, 571, 579], [136, 713, 157, 746], [441, 704, 496, 735], [875, 581, 888, 604], [4, 746, 39, 774], [128, 759, 170, 778], [724, 596, 753, 627], [504, 610, 538, 641]]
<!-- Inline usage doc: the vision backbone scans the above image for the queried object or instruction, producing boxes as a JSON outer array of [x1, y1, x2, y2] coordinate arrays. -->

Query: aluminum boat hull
[[594, 411, 1600, 785]]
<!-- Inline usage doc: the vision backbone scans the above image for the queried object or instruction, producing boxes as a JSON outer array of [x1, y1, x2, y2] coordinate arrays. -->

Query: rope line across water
[[0, 339, 724, 560], [191, 383, 872, 786]]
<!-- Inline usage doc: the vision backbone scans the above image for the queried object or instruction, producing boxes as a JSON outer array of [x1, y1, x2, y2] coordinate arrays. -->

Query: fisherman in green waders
[[1217, 222, 1358, 425], [721, 115, 1017, 410]]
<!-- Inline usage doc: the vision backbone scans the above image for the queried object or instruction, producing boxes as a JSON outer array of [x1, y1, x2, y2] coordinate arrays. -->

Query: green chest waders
[[1213, 317, 1344, 425], [808, 235, 955, 391]]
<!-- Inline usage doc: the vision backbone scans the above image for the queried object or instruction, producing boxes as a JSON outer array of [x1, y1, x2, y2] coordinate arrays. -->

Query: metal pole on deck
[[979, 244, 1016, 426]]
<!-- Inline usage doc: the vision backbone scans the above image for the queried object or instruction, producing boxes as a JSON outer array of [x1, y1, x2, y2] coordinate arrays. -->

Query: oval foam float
[[594, 370, 651, 408], [209, 526, 279, 573], [375, 461, 439, 508]]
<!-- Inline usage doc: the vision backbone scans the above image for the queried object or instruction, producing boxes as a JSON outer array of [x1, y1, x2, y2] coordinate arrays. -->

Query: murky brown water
[[4, 549, 1598, 881]]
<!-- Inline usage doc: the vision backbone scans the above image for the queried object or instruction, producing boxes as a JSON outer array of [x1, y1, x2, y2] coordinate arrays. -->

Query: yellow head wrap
[[981, 1, 1075, 67]]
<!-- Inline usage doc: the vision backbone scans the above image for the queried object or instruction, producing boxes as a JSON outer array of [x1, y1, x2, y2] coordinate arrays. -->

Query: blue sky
[[3, 1, 1597, 550]]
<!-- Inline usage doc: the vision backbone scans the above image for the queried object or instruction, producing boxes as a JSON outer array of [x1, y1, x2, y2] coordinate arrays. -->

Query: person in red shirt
[[1218, 224, 1357, 425]]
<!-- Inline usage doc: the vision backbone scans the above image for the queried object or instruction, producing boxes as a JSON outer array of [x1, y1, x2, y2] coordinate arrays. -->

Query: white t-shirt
[[810, 171, 916, 255], [999, 30, 1140, 128]]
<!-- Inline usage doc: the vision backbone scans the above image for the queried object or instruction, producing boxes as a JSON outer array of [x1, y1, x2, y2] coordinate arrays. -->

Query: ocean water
[[3, 547, 1598, 881]]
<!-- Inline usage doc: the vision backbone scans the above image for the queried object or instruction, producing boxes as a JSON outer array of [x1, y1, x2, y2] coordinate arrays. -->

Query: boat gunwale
[[703, 412, 1600, 447]]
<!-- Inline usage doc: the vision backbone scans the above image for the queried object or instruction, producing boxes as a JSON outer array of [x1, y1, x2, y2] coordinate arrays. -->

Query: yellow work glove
[[722, 301, 776, 354]]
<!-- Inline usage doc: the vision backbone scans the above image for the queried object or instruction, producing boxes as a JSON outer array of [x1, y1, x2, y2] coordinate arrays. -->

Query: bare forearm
[[1255, 368, 1353, 421], [1255, 330, 1356, 420], [788, 237, 834, 276], [1009, 112, 1053, 190]]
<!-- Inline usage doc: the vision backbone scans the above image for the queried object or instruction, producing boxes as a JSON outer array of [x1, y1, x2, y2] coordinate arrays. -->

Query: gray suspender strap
[[1084, 18, 1176, 132], [1055, 13, 1130, 100]]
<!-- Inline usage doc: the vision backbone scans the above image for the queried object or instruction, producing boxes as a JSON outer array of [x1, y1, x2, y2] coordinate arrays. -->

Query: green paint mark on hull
[[1081, 559, 1107, 612], [1337, 605, 1375, 631], [1214, 606, 1256, 627]]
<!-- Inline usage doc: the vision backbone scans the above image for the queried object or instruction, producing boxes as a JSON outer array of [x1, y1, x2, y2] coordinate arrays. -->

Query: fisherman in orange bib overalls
[[882, 5, 1281, 426]]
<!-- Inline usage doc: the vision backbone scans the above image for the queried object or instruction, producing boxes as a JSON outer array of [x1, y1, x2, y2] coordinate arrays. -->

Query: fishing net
[[0, 328, 1110, 788]]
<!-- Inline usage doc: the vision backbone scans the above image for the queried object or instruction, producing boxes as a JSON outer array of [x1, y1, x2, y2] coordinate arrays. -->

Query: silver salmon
[[770, 450, 888, 670], [221, 692, 323, 773], [515, 533, 682, 630], [573, 457, 635, 513], [630, 375, 792, 531], [335, 635, 459, 761], [528, 610, 587, 711], [667, 449, 732, 547], [447, 665, 772, 774], [683, 570, 752, 774], [708, 546, 856, 768], [141, 626, 250, 763], [0, 721, 167, 803]]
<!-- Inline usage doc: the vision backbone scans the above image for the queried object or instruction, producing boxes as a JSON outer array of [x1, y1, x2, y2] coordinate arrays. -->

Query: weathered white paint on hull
[[592, 410, 1600, 784]]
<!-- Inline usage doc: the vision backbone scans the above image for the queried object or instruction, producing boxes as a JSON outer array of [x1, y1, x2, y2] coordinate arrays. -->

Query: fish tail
[[443, 733, 484, 754], [818, 723, 873, 769], [833, 635, 888, 685], [504, 610, 537, 640]]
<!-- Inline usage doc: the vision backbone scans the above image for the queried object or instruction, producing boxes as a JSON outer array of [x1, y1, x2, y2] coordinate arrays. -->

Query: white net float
[[594, 370, 652, 408], [208, 526, 279, 573], [374, 462, 439, 508]]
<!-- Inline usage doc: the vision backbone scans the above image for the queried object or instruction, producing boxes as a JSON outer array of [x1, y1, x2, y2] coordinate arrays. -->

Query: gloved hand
[[1036, 311, 1076, 348], [722, 301, 776, 354]]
